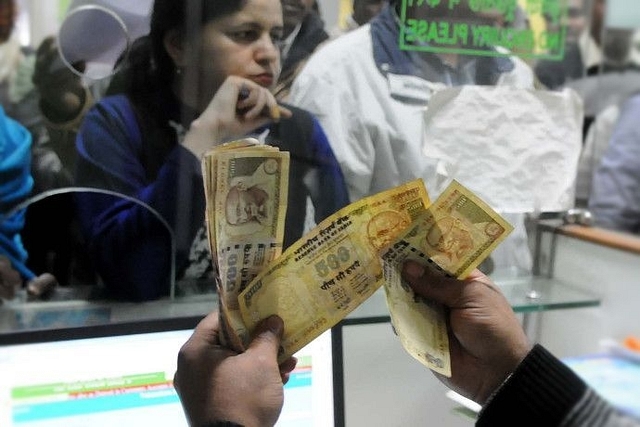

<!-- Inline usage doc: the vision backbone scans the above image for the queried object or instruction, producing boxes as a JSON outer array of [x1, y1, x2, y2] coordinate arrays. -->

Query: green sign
[[399, 0, 567, 59]]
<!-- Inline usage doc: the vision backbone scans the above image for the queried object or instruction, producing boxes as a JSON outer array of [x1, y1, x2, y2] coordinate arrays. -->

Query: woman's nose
[[256, 33, 280, 62]]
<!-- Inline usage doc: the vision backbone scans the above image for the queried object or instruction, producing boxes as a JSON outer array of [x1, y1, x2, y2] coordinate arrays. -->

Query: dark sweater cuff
[[477, 344, 588, 426]]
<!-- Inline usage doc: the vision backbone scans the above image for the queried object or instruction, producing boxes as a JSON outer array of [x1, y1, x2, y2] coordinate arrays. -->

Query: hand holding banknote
[[380, 180, 513, 376], [400, 261, 531, 405], [238, 180, 431, 362]]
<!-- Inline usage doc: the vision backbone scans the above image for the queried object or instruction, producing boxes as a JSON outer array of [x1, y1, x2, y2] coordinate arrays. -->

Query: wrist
[[477, 346, 530, 404], [477, 344, 588, 426]]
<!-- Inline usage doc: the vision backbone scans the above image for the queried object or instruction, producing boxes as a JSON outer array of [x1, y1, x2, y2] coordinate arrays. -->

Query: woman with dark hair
[[74, 0, 349, 301]]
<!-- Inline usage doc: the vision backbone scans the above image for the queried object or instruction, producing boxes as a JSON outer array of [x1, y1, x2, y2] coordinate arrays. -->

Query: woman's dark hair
[[108, 0, 248, 101]]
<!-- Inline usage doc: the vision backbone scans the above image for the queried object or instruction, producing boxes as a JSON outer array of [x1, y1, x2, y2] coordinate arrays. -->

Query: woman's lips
[[252, 74, 274, 87]]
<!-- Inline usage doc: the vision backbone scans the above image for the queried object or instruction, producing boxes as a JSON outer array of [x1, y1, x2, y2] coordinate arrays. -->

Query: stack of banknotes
[[203, 139, 512, 377], [202, 138, 290, 351]]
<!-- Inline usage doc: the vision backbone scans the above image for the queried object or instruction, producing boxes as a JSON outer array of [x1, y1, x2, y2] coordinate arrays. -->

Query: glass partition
[[1, 0, 638, 335], [0, 187, 179, 300]]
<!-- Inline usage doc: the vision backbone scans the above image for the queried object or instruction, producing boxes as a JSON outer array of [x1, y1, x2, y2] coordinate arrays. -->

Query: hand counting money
[[203, 147, 513, 376], [381, 180, 514, 376], [238, 179, 431, 362]]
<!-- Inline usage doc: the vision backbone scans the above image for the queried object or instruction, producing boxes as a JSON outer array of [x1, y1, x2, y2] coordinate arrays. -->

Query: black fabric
[[535, 43, 586, 90], [477, 344, 588, 427], [129, 90, 186, 183], [280, 11, 328, 80]]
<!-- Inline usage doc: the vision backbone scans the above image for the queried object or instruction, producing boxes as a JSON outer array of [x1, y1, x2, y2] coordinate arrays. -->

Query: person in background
[[0, 0, 45, 146], [74, 0, 349, 301], [0, 0, 96, 288], [0, 104, 35, 296], [31, 36, 94, 188], [288, 0, 535, 272], [329, 0, 388, 39], [535, 0, 637, 88], [174, 261, 640, 426], [0, 0, 91, 190], [273, 0, 328, 100], [588, 92, 640, 234], [534, 0, 598, 90], [0, 103, 60, 300]]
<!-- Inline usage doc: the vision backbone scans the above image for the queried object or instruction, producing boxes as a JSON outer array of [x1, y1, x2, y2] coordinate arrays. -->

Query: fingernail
[[262, 315, 283, 336], [403, 261, 425, 278]]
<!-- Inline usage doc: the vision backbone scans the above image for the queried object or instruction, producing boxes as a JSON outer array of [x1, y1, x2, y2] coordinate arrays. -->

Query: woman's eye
[[231, 30, 259, 42], [271, 33, 284, 48]]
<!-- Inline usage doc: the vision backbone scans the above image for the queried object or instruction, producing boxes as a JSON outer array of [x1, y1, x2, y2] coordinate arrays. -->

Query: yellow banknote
[[238, 179, 431, 362], [202, 140, 290, 351], [202, 138, 265, 273], [381, 179, 514, 377]]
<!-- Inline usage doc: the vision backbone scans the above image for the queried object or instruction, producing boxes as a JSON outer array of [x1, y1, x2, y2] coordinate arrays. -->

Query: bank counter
[[2, 219, 640, 426]]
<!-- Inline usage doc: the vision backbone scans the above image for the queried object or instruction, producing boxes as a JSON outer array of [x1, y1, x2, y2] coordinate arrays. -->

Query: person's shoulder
[[300, 25, 372, 76], [82, 94, 140, 135]]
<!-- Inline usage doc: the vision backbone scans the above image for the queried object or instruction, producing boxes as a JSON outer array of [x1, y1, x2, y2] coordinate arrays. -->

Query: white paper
[[422, 86, 584, 213]]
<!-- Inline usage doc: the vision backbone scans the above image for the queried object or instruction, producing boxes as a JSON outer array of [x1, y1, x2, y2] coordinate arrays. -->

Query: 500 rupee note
[[381, 180, 513, 377], [202, 140, 289, 351], [238, 179, 430, 363]]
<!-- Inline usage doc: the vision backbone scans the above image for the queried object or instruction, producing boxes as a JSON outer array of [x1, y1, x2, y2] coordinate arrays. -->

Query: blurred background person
[[0, 103, 35, 296], [329, 0, 388, 39], [588, 92, 640, 234], [534, 0, 596, 90], [74, 0, 348, 301], [274, 0, 328, 100], [0, 0, 94, 291], [288, 0, 535, 273]]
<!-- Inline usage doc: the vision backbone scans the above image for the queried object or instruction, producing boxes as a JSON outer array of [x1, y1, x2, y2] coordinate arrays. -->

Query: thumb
[[401, 260, 468, 307], [246, 315, 284, 358]]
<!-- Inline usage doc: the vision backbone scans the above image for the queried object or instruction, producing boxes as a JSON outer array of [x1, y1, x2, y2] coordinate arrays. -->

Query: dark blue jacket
[[75, 94, 348, 301]]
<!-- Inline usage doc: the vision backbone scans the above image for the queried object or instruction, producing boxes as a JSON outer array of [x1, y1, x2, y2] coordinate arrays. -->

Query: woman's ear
[[163, 28, 185, 67]]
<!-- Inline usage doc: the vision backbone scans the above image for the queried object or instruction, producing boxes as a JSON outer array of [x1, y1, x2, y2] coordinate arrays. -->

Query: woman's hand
[[182, 76, 291, 158]]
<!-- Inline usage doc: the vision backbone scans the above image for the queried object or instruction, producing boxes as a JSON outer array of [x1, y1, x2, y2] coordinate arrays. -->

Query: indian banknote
[[381, 180, 514, 377], [238, 179, 431, 362], [202, 139, 290, 351]]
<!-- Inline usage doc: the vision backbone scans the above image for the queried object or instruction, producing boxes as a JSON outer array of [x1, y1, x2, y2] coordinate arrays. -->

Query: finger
[[401, 260, 469, 306], [277, 104, 293, 119], [242, 88, 269, 120], [263, 93, 281, 122], [235, 83, 290, 122], [26, 273, 57, 299], [235, 81, 263, 110], [189, 311, 222, 347], [246, 315, 284, 359], [279, 356, 298, 384], [279, 356, 297, 375]]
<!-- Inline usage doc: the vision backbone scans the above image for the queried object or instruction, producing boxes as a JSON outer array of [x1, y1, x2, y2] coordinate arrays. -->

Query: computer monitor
[[0, 317, 334, 427]]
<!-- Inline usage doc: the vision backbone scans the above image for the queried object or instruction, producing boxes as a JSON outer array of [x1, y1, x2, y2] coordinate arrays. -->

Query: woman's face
[[182, 0, 284, 111]]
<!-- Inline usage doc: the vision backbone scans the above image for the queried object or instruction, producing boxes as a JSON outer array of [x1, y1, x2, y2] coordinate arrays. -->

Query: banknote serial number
[[314, 246, 351, 278], [225, 253, 239, 291]]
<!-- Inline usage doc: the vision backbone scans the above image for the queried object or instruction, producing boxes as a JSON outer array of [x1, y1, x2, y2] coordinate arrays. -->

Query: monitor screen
[[0, 319, 334, 427]]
